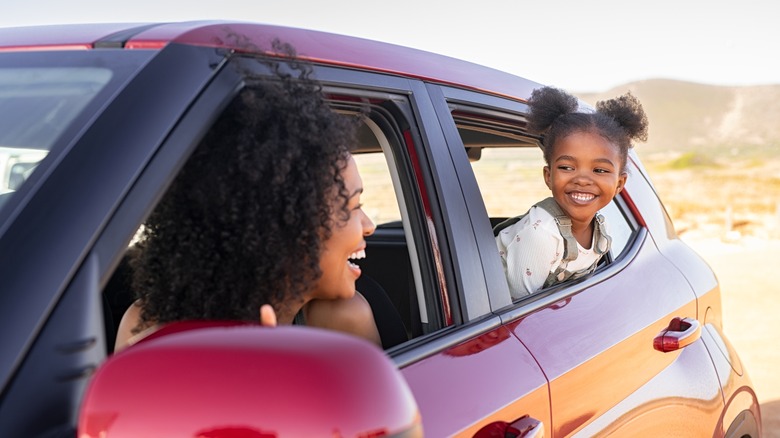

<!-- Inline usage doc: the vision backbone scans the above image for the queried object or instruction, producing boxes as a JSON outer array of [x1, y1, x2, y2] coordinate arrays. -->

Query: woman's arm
[[303, 292, 381, 347]]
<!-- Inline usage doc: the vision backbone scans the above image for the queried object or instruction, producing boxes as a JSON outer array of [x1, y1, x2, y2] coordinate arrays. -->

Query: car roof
[[0, 21, 542, 102]]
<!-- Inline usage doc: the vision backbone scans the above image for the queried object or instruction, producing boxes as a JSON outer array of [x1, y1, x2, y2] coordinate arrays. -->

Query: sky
[[2, 0, 779, 93]]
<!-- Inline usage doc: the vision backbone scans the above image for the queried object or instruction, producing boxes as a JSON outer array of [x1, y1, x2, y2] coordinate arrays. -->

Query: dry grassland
[[650, 158, 780, 436]]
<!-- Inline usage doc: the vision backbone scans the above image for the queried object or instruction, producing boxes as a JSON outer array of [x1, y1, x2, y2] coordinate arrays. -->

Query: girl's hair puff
[[526, 86, 648, 172]]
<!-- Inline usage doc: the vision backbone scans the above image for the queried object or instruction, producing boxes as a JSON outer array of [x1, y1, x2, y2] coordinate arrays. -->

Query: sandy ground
[[684, 236, 780, 437]]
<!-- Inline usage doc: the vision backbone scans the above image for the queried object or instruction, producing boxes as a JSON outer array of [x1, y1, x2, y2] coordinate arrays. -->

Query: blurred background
[[4, 0, 778, 434]]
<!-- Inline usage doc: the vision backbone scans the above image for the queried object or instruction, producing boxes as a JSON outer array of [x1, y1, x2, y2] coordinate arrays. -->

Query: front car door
[[0, 43, 232, 435]]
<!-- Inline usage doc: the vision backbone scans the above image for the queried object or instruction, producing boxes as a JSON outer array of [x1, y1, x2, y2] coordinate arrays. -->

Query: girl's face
[[544, 131, 627, 227], [312, 155, 375, 301]]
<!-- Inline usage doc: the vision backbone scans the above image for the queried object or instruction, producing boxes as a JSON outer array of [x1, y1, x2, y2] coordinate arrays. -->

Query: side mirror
[[78, 321, 422, 437]]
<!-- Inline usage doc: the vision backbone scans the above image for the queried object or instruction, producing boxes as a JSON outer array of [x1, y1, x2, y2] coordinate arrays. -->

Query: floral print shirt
[[496, 206, 603, 299]]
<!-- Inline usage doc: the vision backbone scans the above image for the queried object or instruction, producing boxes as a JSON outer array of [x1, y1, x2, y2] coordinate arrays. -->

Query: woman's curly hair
[[130, 53, 358, 328], [526, 86, 648, 172]]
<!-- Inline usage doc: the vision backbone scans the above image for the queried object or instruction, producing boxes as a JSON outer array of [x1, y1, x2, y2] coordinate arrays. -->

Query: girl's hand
[[259, 304, 278, 327]]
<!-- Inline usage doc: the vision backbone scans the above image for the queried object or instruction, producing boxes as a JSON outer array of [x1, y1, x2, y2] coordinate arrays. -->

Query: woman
[[115, 51, 380, 351]]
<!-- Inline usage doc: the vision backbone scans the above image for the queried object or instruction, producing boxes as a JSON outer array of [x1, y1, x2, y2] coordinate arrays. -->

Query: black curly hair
[[130, 53, 358, 329], [526, 86, 648, 172]]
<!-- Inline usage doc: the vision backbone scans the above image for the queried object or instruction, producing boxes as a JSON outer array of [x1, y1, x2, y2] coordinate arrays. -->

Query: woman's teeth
[[348, 249, 366, 261], [348, 249, 366, 268]]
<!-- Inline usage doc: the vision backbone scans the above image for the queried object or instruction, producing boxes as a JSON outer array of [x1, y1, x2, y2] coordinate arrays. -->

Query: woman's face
[[312, 155, 375, 301]]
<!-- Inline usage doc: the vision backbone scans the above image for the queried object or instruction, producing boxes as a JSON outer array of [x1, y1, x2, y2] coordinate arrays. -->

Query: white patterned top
[[496, 206, 603, 299]]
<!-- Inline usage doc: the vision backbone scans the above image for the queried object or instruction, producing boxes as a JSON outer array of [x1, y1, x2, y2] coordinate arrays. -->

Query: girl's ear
[[615, 172, 628, 195], [543, 166, 552, 190]]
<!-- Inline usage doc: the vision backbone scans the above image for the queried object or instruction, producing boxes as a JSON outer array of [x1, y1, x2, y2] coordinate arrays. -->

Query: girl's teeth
[[572, 193, 594, 202]]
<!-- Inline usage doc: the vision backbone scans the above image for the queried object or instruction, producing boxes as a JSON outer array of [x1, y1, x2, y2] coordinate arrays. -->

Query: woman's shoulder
[[114, 300, 158, 353]]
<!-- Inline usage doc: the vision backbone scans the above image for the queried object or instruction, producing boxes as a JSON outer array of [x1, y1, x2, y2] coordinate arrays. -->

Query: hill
[[576, 79, 780, 160], [577, 79, 780, 240]]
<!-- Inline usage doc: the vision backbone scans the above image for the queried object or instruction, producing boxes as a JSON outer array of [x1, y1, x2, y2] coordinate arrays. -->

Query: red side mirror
[[78, 322, 422, 437]]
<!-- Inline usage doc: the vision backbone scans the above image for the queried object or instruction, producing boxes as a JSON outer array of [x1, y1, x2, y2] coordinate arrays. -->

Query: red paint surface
[[79, 322, 421, 437]]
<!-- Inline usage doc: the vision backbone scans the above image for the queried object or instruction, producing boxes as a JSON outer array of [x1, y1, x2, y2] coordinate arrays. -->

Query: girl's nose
[[572, 169, 593, 185]]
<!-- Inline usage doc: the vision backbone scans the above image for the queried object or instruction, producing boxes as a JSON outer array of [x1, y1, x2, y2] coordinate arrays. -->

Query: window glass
[[0, 67, 113, 206]]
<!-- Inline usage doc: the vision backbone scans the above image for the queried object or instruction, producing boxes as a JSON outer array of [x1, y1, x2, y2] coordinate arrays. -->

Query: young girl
[[495, 86, 648, 299]]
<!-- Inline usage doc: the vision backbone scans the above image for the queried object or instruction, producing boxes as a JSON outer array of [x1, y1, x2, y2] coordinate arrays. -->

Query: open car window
[[327, 90, 446, 348], [102, 74, 449, 358], [452, 107, 639, 299]]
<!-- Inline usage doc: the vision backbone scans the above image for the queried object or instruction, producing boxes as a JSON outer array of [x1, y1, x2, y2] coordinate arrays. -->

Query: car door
[[305, 67, 552, 435], [43, 53, 550, 436], [0, 43, 233, 436], [433, 84, 726, 436]]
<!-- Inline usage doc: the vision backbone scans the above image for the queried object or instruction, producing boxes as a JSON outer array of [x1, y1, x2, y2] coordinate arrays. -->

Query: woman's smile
[[347, 248, 366, 277]]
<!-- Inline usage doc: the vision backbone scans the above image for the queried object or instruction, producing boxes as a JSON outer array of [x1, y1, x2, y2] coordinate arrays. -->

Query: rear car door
[[308, 66, 552, 435], [432, 84, 726, 436]]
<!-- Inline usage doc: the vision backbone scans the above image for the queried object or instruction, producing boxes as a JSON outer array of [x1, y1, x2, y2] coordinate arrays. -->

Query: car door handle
[[653, 317, 701, 352], [473, 415, 544, 438]]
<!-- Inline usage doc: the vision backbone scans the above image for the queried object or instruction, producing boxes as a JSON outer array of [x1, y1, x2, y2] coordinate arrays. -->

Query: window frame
[[435, 85, 643, 315], [87, 58, 502, 365]]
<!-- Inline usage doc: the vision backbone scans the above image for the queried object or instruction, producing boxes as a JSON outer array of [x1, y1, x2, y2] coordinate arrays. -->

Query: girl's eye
[[557, 165, 573, 171], [353, 202, 364, 211], [594, 168, 610, 174]]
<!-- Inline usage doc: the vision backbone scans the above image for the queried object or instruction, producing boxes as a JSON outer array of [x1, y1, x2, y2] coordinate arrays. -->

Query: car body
[[0, 21, 761, 437]]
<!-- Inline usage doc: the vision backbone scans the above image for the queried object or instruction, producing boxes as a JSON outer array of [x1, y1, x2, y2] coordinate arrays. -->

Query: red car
[[0, 21, 761, 437]]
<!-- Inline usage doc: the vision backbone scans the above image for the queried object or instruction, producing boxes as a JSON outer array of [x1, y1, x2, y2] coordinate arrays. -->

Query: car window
[[0, 67, 112, 201], [471, 147, 635, 261], [327, 92, 446, 346], [102, 77, 447, 355], [0, 50, 155, 224], [452, 107, 638, 298]]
